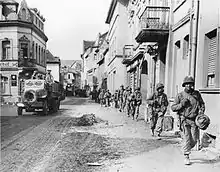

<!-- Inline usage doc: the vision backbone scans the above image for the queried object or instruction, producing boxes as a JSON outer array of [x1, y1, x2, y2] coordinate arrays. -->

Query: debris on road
[[77, 113, 102, 126]]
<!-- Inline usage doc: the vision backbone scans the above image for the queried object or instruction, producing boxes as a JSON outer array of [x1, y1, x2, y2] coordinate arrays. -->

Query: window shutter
[[208, 36, 217, 75]]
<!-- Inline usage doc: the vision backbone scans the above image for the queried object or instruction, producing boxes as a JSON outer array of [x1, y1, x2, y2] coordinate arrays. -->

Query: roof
[[0, 0, 18, 4], [98, 32, 108, 46], [46, 50, 60, 63], [83, 40, 95, 52], [61, 60, 76, 68]]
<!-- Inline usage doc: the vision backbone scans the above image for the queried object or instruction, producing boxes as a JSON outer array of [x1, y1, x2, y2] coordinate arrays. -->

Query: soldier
[[45, 70, 54, 84], [135, 87, 142, 120], [128, 92, 137, 120], [114, 90, 119, 108], [98, 89, 105, 107], [171, 76, 205, 165], [125, 87, 132, 117], [118, 85, 125, 112], [104, 89, 111, 107], [146, 83, 168, 138]]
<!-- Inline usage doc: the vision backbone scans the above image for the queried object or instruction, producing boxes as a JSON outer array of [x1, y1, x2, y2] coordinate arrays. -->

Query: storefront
[[0, 61, 19, 102]]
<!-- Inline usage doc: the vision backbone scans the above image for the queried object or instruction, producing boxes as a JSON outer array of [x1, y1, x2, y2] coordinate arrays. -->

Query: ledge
[[199, 88, 220, 94], [173, 0, 187, 13]]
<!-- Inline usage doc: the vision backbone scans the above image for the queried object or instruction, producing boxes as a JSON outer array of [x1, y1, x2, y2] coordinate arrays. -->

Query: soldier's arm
[[146, 94, 154, 105], [161, 94, 169, 114], [198, 91, 205, 114], [171, 93, 183, 112]]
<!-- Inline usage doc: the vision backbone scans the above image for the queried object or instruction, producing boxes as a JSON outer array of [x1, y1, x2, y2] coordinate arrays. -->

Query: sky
[[17, 0, 112, 60]]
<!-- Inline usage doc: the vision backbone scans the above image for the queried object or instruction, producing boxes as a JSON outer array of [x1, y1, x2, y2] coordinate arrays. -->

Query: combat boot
[[184, 154, 190, 165]]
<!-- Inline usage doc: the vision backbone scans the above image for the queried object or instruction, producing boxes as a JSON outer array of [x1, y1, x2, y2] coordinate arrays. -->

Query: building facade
[[105, 0, 129, 93], [122, 0, 170, 100], [165, 0, 220, 137], [96, 32, 108, 90], [0, 0, 48, 103]]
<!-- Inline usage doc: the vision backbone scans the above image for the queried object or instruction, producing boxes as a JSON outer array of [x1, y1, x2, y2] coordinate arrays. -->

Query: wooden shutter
[[208, 36, 217, 75]]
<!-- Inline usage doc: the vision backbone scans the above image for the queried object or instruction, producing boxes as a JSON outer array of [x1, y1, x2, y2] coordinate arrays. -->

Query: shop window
[[11, 75, 17, 86], [2, 40, 11, 60], [183, 35, 189, 59], [205, 29, 218, 88]]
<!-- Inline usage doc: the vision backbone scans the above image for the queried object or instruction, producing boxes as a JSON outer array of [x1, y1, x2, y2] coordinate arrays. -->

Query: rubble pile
[[77, 113, 99, 126]]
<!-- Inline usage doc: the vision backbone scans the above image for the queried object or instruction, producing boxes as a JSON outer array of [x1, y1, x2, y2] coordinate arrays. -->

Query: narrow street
[[1, 97, 220, 172]]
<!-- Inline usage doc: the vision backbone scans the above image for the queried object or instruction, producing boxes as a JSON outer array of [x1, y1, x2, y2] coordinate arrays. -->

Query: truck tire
[[43, 101, 49, 115], [17, 107, 23, 116]]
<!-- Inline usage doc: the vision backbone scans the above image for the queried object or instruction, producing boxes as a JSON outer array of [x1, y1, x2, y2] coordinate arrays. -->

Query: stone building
[[0, 0, 48, 103]]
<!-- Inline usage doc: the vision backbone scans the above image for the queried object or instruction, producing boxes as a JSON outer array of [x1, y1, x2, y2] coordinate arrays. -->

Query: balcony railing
[[139, 6, 170, 30]]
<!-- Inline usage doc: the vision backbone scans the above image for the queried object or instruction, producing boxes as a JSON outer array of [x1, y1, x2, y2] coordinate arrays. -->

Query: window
[[68, 74, 71, 79], [41, 47, 44, 65], [38, 46, 41, 64], [35, 44, 38, 62], [20, 43, 28, 58], [205, 29, 218, 88], [183, 35, 189, 59], [2, 40, 11, 60], [32, 42, 35, 59]]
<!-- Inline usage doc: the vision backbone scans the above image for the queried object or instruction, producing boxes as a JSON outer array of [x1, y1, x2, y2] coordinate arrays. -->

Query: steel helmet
[[156, 83, 164, 90], [195, 114, 210, 130], [182, 76, 195, 87]]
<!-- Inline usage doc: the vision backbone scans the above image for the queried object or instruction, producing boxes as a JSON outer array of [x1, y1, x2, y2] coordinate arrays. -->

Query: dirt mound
[[77, 113, 102, 126]]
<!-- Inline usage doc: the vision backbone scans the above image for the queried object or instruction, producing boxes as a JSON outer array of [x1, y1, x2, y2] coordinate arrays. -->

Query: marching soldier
[[146, 83, 168, 138], [171, 76, 205, 165], [118, 85, 125, 112], [125, 87, 132, 117], [135, 87, 142, 120]]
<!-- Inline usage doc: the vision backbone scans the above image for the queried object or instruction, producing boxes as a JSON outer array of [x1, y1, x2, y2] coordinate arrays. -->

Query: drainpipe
[[190, 0, 200, 79]]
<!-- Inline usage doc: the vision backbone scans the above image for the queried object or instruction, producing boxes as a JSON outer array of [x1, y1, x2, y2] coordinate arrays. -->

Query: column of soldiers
[[97, 85, 142, 120], [97, 76, 210, 165]]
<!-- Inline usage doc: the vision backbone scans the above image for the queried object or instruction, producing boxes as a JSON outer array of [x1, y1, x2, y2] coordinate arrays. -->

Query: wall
[[196, 0, 220, 136]]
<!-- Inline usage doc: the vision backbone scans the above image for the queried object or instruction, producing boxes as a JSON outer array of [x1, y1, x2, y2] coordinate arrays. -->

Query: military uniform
[[125, 89, 132, 116], [135, 88, 142, 120], [118, 86, 125, 111], [171, 76, 205, 165], [146, 83, 168, 136], [128, 93, 137, 119]]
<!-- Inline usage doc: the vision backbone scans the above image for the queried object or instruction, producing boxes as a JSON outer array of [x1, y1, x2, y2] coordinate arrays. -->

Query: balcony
[[122, 45, 134, 65], [135, 6, 170, 43]]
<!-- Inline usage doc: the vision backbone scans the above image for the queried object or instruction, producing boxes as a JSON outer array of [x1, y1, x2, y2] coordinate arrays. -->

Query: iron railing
[[139, 6, 170, 30]]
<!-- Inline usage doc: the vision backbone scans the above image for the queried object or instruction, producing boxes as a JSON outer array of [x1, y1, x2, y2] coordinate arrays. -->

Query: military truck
[[16, 78, 64, 115]]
